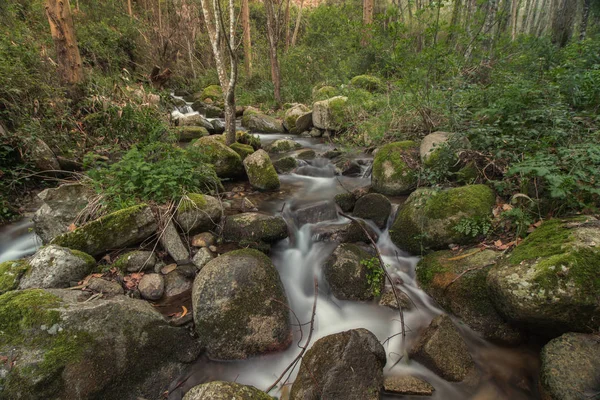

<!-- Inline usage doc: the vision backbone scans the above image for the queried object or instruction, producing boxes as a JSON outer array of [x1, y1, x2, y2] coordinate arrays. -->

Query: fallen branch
[[443, 263, 495, 292], [445, 247, 484, 261]]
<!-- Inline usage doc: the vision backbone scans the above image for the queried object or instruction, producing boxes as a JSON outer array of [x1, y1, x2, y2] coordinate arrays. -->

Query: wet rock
[[138, 273, 165, 300], [295, 201, 338, 225], [371, 141, 420, 196], [192, 247, 214, 270], [159, 220, 189, 263], [335, 192, 356, 212], [409, 314, 475, 382], [390, 185, 495, 254], [230, 142, 254, 160], [309, 127, 322, 137], [192, 249, 291, 359], [205, 104, 224, 118], [311, 221, 375, 244], [87, 277, 124, 296], [175, 126, 209, 141], [183, 381, 272, 399], [383, 376, 434, 396], [265, 139, 301, 153], [539, 332, 600, 400], [223, 213, 288, 244], [416, 249, 522, 344], [113, 250, 157, 272], [312, 96, 348, 131], [273, 156, 298, 173], [379, 287, 412, 310], [0, 289, 201, 399], [33, 183, 94, 243], [18, 245, 95, 290], [52, 204, 158, 257], [192, 136, 244, 178], [191, 232, 216, 248], [297, 149, 316, 160], [353, 193, 392, 229], [295, 111, 313, 133], [487, 217, 600, 336], [241, 107, 284, 133], [324, 243, 383, 301], [164, 270, 193, 297], [243, 149, 280, 191], [211, 118, 226, 134], [176, 194, 223, 234], [177, 113, 214, 132], [290, 328, 385, 400], [284, 104, 310, 133], [0, 259, 30, 293]]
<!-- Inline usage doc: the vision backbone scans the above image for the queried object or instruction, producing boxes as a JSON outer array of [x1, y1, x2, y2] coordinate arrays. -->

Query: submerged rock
[[242, 107, 284, 133], [294, 201, 338, 225], [290, 328, 386, 400], [243, 149, 280, 191], [353, 193, 392, 229], [371, 141, 420, 196], [192, 136, 244, 178], [192, 249, 291, 359], [487, 217, 600, 336], [223, 213, 288, 244], [175, 194, 223, 234], [273, 156, 298, 174], [312, 96, 348, 131], [390, 185, 495, 254], [183, 381, 272, 399]]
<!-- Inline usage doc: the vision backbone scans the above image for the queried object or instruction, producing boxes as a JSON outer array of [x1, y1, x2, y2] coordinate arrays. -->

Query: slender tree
[[551, 0, 577, 46], [45, 0, 83, 84], [580, 0, 591, 39], [510, 0, 520, 39], [291, 0, 304, 46], [242, 0, 252, 75], [264, 0, 283, 104], [128, 0, 133, 17]]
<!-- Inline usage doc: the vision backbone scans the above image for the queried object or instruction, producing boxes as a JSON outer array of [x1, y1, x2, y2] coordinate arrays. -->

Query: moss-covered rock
[[324, 243, 383, 301], [0, 259, 30, 294], [312, 96, 348, 131], [290, 328, 385, 400], [204, 104, 224, 118], [192, 136, 244, 178], [222, 213, 288, 244], [176, 193, 223, 233], [283, 104, 310, 133], [241, 107, 284, 133], [312, 85, 339, 101], [201, 85, 222, 102], [176, 113, 214, 131], [295, 111, 313, 133], [183, 381, 273, 399], [175, 126, 209, 142], [335, 192, 357, 212], [265, 139, 301, 153], [353, 193, 391, 229], [112, 250, 157, 272], [487, 217, 600, 336], [51, 204, 158, 257], [273, 156, 298, 174], [230, 142, 254, 160], [371, 141, 420, 196], [350, 75, 384, 92], [243, 150, 280, 191], [390, 185, 495, 254], [416, 249, 522, 344], [235, 131, 261, 150], [192, 249, 291, 359], [420, 131, 470, 167]]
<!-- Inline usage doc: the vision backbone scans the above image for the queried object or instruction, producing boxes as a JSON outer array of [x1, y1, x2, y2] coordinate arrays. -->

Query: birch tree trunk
[[45, 0, 83, 84], [510, 0, 520, 39], [291, 0, 304, 46], [242, 0, 252, 76], [284, 0, 291, 50], [264, 0, 282, 104]]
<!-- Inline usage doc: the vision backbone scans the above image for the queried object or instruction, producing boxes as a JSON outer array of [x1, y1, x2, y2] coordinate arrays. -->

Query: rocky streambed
[[0, 94, 598, 400]]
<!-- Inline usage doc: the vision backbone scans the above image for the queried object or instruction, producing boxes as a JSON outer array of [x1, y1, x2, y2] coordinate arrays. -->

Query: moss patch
[[0, 259, 30, 293], [178, 193, 207, 213], [425, 184, 495, 220], [372, 141, 419, 195], [273, 156, 297, 173], [350, 75, 384, 92], [312, 85, 338, 101], [230, 143, 254, 160], [201, 85, 222, 101]]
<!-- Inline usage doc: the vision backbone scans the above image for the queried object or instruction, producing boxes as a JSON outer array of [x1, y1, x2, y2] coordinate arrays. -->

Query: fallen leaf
[[78, 273, 103, 286], [68, 223, 77, 232], [180, 306, 188, 318]]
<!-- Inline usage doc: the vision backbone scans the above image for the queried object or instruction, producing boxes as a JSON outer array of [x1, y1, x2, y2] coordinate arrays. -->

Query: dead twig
[[443, 262, 495, 292]]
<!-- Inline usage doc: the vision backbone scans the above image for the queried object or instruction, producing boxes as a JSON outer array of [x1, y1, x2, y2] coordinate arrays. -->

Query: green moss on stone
[[230, 143, 254, 160], [68, 249, 96, 267], [509, 218, 578, 265], [175, 126, 209, 141], [350, 75, 384, 92], [313, 85, 338, 101], [372, 141, 419, 195], [335, 193, 356, 212], [201, 85, 222, 101], [328, 96, 348, 128], [235, 131, 261, 150], [425, 184, 495, 220], [193, 137, 243, 178], [178, 193, 207, 213], [273, 156, 297, 173], [0, 259, 30, 293], [267, 140, 301, 153]]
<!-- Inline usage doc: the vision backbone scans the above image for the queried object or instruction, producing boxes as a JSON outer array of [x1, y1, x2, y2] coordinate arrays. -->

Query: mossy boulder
[[241, 107, 284, 133], [175, 126, 209, 142], [295, 111, 313, 133], [243, 150, 280, 191], [371, 141, 420, 196], [235, 131, 261, 150], [18, 245, 95, 290], [312, 96, 348, 131], [0, 259, 30, 294], [201, 85, 223, 102], [273, 156, 298, 174], [283, 104, 310, 133], [312, 85, 339, 101], [52, 204, 158, 257], [390, 185, 496, 254], [265, 139, 301, 153], [0, 289, 201, 399], [176, 113, 214, 132], [539, 332, 600, 400], [353, 193, 391, 229], [112, 250, 157, 272], [176, 193, 223, 234], [324, 243, 383, 301], [192, 249, 291, 359], [290, 328, 385, 400], [487, 217, 600, 336], [335, 192, 357, 212], [204, 104, 224, 118], [420, 131, 470, 167], [350, 75, 384, 92], [416, 249, 522, 344], [230, 142, 254, 160], [222, 213, 288, 244], [192, 136, 244, 178], [183, 381, 273, 399]]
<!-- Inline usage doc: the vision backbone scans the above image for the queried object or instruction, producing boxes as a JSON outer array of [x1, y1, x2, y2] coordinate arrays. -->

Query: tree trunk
[[521, 0, 531, 32], [483, 0, 499, 58], [242, 0, 252, 76], [580, 0, 590, 40], [362, 0, 374, 46], [264, 0, 282, 105], [291, 0, 304, 46], [284, 0, 291, 50], [447, 0, 462, 44], [45, 0, 83, 84], [128, 0, 133, 17], [551, 0, 577, 46], [510, 0, 520, 39]]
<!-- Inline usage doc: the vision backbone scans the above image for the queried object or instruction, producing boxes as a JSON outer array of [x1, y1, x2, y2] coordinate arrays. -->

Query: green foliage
[[360, 257, 385, 297], [453, 216, 492, 238]]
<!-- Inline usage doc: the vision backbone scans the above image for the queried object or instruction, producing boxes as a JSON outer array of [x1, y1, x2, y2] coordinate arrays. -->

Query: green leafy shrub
[[360, 257, 385, 297], [453, 216, 492, 238]]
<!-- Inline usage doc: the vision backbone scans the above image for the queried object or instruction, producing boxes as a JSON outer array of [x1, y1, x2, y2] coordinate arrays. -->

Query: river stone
[[353, 193, 392, 229], [390, 185, 496, 254], [230, 142, 254, 160], [175, 194, 223, 234], [192, 249, 291, 359], [183, 381, 272, 400], [138, 273, 165, 300], [409, 314, 475, 382], [33, 183, 94, 243], [335, 192, 356, 212], [295, 111, 313, 133], [211, 118, 226, 134], [177, 113, 214, 131], [0, 259, 30, 294], [222, 213, 288, 244], [312, 96, 348, 131], [241, 107, 284, 133], [265, 139, 301, 153], [290, 328, 385, 400], [192, 136, 244, 178], [51, 204, 158, 257], [283, 104, 310, 133], [175, 126, 209, 141], [273, 156, 298, 173], [487, 217, 600, 336], [295, 201, 338, 225], [416, 249, 523, 344], [539, 332, 600, 400], [28, 138, 60, 172], [87, 277, 124, 296], [18, 245, 95, 290], [159, 220, 189, 263], [384, 376, 434, 396], [324, 243, 382, 301], [191, 232, 216, 248], [192, 247, 214, 270], [205, 104, 224, 118], [371, 141, 420, 196], [164, 270, 193, 297], [311, 221, 374, 244], [379, 287, 413, 311], [113, 250, 157, 272], [0, 289, 201, 399], [243, 150, 280, 191]]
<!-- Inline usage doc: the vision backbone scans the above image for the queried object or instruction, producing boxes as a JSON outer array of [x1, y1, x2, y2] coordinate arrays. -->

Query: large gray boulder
[[0, 289, 201, 400], [33, 183, 94, 243], [290, 328, 386, 400], [175, 194, 223, 234], [295, 111, 313, 133], [539, 332, 600, 400], [183, 381, 272, 400], [192, 249, 291, 359], [243, 150, 280, 191], [222, 213, 288, 244], [177, 113, 214, 131], [18, 245, 96, 290], [371, 141, 420, 196], [242, 107, 284, 133], [312, 96, 348, 131], [283, 104, 310, 133], [51, 204, 158, 257], [191, 136, 244, 178]]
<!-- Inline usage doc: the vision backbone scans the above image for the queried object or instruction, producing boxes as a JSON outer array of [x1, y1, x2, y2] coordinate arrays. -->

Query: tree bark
[[284, 0, 291, 50], [291, 0, 304, 46], [447, 0, 462, 44], [45, 0, 83, 84], [128, 0, 133, 17], [521, 0, 531, 32], [362, 0, 374, 46], [551, 0, 577, 46], [580, 0, 590, 40], [242, 0, 252, 76], [264, 0, 282, 105]]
